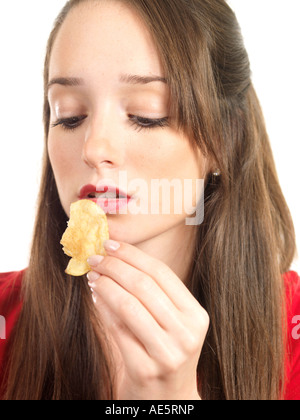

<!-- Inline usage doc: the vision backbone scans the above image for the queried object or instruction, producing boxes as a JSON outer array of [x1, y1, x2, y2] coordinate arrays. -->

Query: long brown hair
[[4, 0, 296, 400]]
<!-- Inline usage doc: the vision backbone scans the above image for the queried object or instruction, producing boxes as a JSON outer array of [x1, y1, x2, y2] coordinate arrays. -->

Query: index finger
[[102, 240, 200, 313]]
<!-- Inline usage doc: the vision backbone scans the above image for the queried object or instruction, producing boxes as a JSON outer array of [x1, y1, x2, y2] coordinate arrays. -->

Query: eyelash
[[51, 115, 87, 132], [128, 114, 169, 132], [51, 114, 169, 132]]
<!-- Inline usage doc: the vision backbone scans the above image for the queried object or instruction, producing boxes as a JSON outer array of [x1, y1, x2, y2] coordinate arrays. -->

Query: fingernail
[[87, 271, 101, 283], [87, 255, 104, 267], [104, 240, 120, 252]]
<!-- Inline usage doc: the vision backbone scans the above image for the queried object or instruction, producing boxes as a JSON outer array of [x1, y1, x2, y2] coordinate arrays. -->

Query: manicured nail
[[104, 240, 120, 252], [87, 271, 101, 283], [87, 255, 104, 267]]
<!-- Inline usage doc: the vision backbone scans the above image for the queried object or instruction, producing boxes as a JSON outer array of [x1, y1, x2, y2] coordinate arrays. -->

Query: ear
[[203, 153, 221, 178]]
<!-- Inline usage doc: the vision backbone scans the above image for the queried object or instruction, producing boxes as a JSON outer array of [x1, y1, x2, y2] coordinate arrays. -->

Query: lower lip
[[87, 197, 132, 214]]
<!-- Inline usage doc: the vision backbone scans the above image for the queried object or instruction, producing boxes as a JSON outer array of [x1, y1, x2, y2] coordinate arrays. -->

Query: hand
[[87, 240, 209, 400]]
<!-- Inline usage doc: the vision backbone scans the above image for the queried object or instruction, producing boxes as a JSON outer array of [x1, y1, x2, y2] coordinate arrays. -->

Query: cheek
[[136, 141, 204, 181], [48, 136, 83, 217], [48, 136, 78, 181], [131, 140, 205, 216]]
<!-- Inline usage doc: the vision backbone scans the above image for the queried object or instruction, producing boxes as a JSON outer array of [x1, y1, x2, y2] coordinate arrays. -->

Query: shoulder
[[284, 271, 300, 400], [285, 271, 300, 329], [0, 270, 24, 314], [0, 270, 24, 398], [0, 270, 24, 345], [0, 270, 24, 290]]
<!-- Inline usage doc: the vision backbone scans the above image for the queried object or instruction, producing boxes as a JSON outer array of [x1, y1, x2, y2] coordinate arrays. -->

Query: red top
[[0, 270, 24, 395], [0, 269, 300, 400]]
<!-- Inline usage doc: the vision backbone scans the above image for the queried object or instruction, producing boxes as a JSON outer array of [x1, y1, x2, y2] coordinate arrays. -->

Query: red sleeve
[[284, 271, 300, 400], [0, 270, 24, 392]]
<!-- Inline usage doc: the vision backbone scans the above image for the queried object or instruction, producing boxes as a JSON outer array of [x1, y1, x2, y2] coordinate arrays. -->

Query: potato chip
[[61, 199, 109, 276]]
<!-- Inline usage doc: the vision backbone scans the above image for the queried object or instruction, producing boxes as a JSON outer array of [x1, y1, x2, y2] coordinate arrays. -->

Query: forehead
[[49, 1, 164, 82]]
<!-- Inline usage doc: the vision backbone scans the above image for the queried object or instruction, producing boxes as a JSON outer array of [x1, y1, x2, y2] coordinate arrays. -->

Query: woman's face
[[48, 1, 207, 246]]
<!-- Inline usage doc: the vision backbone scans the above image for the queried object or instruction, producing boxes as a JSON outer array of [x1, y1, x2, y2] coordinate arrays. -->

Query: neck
[[135, 222, 197, 284]]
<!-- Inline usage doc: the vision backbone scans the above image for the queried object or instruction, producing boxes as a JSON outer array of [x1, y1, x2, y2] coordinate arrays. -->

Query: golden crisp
[[61, 200, 109, 276]]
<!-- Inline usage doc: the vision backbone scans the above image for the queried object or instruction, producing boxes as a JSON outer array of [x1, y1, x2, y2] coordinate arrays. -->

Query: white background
[[0, 0, 299, 273]]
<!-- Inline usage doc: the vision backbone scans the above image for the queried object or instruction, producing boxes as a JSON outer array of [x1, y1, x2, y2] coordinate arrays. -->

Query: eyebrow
[[47, 77, 84, 89], [119, 74, 167, 85], [48, 74, 167, 89]]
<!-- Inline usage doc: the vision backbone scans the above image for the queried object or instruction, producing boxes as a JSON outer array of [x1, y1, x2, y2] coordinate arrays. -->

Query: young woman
[[0, 0, 299, 400]]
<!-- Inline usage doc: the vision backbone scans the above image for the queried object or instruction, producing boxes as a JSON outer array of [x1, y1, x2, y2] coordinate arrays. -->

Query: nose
[[82, 114, 124, 170]]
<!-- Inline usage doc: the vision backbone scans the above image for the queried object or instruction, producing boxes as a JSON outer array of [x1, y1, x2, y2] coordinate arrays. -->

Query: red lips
[[79, 184, 131, 200], [79, 184, 132, 214]]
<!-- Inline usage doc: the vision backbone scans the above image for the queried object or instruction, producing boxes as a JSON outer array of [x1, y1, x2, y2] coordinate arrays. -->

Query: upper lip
[[79, 184, 131, 200]]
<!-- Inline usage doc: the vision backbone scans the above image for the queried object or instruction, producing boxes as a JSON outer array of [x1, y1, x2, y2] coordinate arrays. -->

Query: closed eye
[[51, 115, 87, 131], [50, 114, 169, 133], [128, 114, 169, 132]]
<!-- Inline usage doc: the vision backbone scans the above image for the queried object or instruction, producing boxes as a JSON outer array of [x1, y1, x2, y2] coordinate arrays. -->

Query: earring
[[212, 169, 221, 177]]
